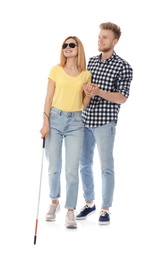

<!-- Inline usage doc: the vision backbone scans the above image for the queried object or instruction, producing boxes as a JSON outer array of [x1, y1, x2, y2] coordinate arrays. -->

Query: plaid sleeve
[[117, 62, 133, 98]]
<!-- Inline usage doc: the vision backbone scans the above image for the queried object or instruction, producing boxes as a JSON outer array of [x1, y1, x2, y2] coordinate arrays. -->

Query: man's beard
[[98, 46, 112, 52]]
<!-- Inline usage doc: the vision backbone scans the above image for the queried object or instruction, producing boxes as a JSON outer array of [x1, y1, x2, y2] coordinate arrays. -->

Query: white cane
[[34, 137, 45, 245]]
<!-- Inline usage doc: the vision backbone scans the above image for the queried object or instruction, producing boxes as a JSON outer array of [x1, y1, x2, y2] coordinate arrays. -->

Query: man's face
[[98, 29, 118, 52]]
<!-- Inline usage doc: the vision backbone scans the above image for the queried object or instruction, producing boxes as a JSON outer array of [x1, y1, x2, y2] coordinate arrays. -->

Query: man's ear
[[113, 39, 118, 46]]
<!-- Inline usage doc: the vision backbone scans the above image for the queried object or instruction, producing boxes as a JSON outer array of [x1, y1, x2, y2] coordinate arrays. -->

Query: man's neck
[[100, 49, 114, 61]]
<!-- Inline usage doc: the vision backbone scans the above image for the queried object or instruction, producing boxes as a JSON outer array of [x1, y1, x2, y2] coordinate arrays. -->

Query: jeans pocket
[[50, 110, 59, 120]]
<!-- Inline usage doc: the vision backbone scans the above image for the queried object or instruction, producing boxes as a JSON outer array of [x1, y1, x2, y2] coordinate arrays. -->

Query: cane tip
[[34, 235, 37, 245]]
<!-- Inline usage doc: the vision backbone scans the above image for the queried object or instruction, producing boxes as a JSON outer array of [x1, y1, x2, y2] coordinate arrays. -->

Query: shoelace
[[100, 210, 109, 216], [67, 211, 75, 221], [48, 204, 57, 214], [80, 205, 89, 211]]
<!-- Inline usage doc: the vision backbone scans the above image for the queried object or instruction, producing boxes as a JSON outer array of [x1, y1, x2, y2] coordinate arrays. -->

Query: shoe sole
[[66, 225, 77, 229], [76, 210, 96, 220], [98, 221, 110, 225]]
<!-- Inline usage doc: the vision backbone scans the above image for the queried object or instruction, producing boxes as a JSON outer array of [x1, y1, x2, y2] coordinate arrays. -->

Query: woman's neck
[[63, 60, 81, 76]]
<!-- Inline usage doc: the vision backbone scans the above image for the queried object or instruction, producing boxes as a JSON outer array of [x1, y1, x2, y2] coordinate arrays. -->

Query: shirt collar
[[98, 51, 116, 62]]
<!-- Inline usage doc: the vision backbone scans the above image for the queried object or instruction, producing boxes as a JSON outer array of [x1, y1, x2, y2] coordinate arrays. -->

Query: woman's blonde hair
[[59, 36, 86, 71]]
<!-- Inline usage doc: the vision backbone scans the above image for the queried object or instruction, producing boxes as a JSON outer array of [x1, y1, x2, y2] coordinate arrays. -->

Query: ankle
[[86, 202, 95, 208], [67, 209, 74, 212], [102, 208, 109, 211], [52, 200, 59, 205], [86, 201, 94, 204]]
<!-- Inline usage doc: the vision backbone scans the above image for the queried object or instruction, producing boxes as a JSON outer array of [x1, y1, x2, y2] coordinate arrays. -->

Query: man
[[76, 22, 133, 224]]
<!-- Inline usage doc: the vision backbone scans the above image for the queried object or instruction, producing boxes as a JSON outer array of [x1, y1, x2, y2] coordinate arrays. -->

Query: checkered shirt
[[82, 52, 133, 127]]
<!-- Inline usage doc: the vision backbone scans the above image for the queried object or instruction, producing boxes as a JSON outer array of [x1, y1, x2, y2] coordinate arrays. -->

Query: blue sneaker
[[98, 210, 110, 225], [76, 204, 96, 220]]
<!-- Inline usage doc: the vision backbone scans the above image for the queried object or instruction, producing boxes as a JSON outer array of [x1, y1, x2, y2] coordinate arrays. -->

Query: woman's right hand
[[40, 124, 50, 139]]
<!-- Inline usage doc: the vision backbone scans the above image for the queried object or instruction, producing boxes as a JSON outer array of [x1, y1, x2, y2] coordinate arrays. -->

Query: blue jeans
[[80, 122, 116, 208], [45, 107, 84, 210]]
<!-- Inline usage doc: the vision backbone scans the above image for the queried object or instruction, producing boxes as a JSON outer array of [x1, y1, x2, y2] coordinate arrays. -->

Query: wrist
[[98, 89, 103, 97], [43, 112, 49, 120]]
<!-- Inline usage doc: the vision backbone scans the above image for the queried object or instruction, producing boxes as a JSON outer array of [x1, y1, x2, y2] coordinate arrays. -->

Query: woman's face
[[62, 38, 78, 58]]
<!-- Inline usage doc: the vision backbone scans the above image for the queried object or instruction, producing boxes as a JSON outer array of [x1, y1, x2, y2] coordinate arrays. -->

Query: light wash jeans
[[80, 122, 116, 208], [45, 107, 84, 210]]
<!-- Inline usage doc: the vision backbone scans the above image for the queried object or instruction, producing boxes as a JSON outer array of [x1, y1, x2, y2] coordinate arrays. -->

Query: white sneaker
[[65, 211, 77, 228], [46, 203, 60, 221]]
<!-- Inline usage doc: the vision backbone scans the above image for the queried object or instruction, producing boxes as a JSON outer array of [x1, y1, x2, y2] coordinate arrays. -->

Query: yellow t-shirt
[[48, 65, 91, 112]]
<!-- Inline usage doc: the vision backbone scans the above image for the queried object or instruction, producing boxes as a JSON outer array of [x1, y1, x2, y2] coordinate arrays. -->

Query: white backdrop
[[0, 0, 164, 259]]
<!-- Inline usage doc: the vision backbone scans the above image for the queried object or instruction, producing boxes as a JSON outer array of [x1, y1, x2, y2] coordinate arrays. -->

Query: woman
[[40, 36, 91, 228]]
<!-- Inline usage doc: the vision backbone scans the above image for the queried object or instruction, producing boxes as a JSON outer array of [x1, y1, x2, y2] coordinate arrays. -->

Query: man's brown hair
[[99, 22, 122, 40]]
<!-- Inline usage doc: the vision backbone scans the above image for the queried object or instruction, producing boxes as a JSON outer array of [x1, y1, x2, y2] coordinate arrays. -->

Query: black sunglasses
[[62, 43, 78, 49]]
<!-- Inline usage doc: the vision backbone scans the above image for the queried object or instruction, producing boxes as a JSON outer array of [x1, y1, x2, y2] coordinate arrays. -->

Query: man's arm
[[84, 83, 127, 104]]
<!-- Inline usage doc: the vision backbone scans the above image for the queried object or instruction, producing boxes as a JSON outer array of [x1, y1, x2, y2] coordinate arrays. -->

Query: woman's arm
[[82, 83, 91, 108], [40, 79, 55, 138]]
